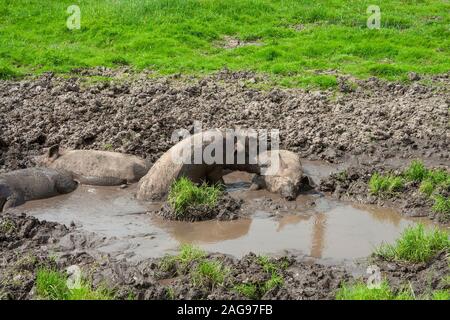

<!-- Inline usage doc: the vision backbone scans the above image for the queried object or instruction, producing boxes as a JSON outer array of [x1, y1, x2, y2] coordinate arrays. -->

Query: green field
[[1, 0, 449, 87]]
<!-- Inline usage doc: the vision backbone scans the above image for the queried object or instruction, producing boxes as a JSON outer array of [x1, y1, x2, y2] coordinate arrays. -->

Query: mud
[[0, 70, 448, 174], [1, 212, 447, 300]]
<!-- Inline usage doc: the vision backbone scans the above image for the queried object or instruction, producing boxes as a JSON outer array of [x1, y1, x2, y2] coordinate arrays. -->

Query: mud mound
[[155, 193, 243, 222], [1, 70, 449, 173]]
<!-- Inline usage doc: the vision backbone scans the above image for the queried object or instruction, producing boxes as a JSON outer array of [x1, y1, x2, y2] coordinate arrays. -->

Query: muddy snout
[[280, 184, 297, 201]]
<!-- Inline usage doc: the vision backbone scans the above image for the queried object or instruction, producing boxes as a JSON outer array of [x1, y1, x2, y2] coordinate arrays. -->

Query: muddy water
[[9, 162, 439, 262]]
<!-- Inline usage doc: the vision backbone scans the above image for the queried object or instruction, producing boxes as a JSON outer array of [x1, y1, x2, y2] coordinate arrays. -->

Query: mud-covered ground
[[1, 213, 448, 300], [0, 70, 449, 299], [0, 69, 449, 172]]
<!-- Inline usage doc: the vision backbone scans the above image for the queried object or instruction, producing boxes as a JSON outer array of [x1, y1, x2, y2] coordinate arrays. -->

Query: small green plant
[[264, 273, 284, 292], [375, 224, 449, 263], [369, 173, 404, 195], [336, 281, 414, 300], [404, 160, 428, 182], [432, 290, 450, 300], [432, 195, 450, 217], [168, 177, 222, 215], [166, 287, 175, 300], [191, 260, 228, 288], [36, 267, 114, 300], [233, 283, 258, 299]]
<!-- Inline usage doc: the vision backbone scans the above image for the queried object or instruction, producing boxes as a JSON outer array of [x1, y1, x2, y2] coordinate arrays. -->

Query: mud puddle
[[8, 162, 439, 262]]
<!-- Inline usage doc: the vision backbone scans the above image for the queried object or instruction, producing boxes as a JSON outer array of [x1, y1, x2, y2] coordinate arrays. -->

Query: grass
[[191, 260, 228, 288], [159, 244, 207, 274], [336, 281, 414, 300], [431, 290, 450, 300], [404, 160, 428, 182], [375, 224, 449, 263], [168, 177, 222, 216], [233, 283, 258, 299], [36, 267, 114, 300], [369, 161, 450, 218], [1, 1, 449, 87], [368, 173, 404, 195]]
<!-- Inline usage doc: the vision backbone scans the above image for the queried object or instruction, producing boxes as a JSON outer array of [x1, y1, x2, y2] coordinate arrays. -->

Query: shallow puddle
[[9, 162, 441, 262]]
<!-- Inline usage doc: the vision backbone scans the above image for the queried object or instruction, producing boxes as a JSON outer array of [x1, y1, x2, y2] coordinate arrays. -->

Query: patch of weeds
[[336, 281, 414, 300], [168, 177, 222, 216], [191, 260, 228, 288], [257, 255, 284, 293], [35, 267, 114, 300], [159, 244, 207, 275], [263, 273, 284, 292], [233, 283, 258, 299], [404, 160, 428, 182], [369, 173, 404, 195], [432, 290, 450, 300], [375, 224, 449, 263]]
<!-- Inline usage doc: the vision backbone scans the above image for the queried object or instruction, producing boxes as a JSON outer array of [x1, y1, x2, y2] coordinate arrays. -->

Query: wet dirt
[[6, 164, 442, 264]]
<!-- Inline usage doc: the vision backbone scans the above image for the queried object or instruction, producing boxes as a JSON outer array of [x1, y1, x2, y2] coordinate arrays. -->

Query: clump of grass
[[375, 224, 449, 263], [36, 267, 114, 300], [404, 160, 428, 182], [233, 283, 258, 299], [336, 281, 414, 300], [419, 179, 435, 197], [159, 244, 207, 274], [432, 195, 450, 217], [191, 260, 228, 288], [369, 173, 404, 195], [431, 290, 450, 300], [0, 218, 16, 234], [168, 177, 222, 216]]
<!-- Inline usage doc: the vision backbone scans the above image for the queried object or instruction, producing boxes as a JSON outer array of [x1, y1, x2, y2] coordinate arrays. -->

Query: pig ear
[[48, 144, 60, 160], [278, 152, 287, 168]]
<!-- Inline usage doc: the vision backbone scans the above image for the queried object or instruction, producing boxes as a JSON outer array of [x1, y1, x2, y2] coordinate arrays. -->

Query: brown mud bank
[[0, 70, 449, 173], [1, 212, 447, 300]]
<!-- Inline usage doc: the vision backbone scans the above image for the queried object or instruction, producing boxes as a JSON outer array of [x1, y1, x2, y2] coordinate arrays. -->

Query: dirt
[[155, 193, 243, 222], [0, 69, 449, 300], [1, 212, 447, 300], [0, 69, 448, 173], [319, 163, 449, 223]]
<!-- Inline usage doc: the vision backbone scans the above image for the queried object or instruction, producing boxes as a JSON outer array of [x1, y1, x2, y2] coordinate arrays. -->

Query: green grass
[[191, 260, 228, 288], [375, 224, 449, 263], [336, 281, 413, 300], [432, 195, 450, 218], [1, 0, 449, 87], [36, 267, 114, 300], [431, 290, 450, 300], [159, 244, 207, 274], [404, 160, 429, 182], [368, 173, 404, 195], [168, 177, 222, 216], [233, 283, 258, 299]]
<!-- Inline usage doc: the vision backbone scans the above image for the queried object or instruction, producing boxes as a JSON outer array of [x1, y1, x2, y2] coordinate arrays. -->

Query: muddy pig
[[36, 145, 150, 186], [0, 168, 77, 212]]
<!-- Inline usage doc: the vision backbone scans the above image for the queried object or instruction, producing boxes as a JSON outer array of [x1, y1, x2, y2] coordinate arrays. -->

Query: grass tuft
[[404, 160, 428, 182], [375, 224, 449, 263], [36, 267, 114, 300], [159, 244, 207, 274], [191, 260, 228, 288], [336, 281, 413, 300], [432, 195, 450, 218], [233, 283, 258, 299], [168, 177, 222, 216], [369, 173, 404, 195]]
